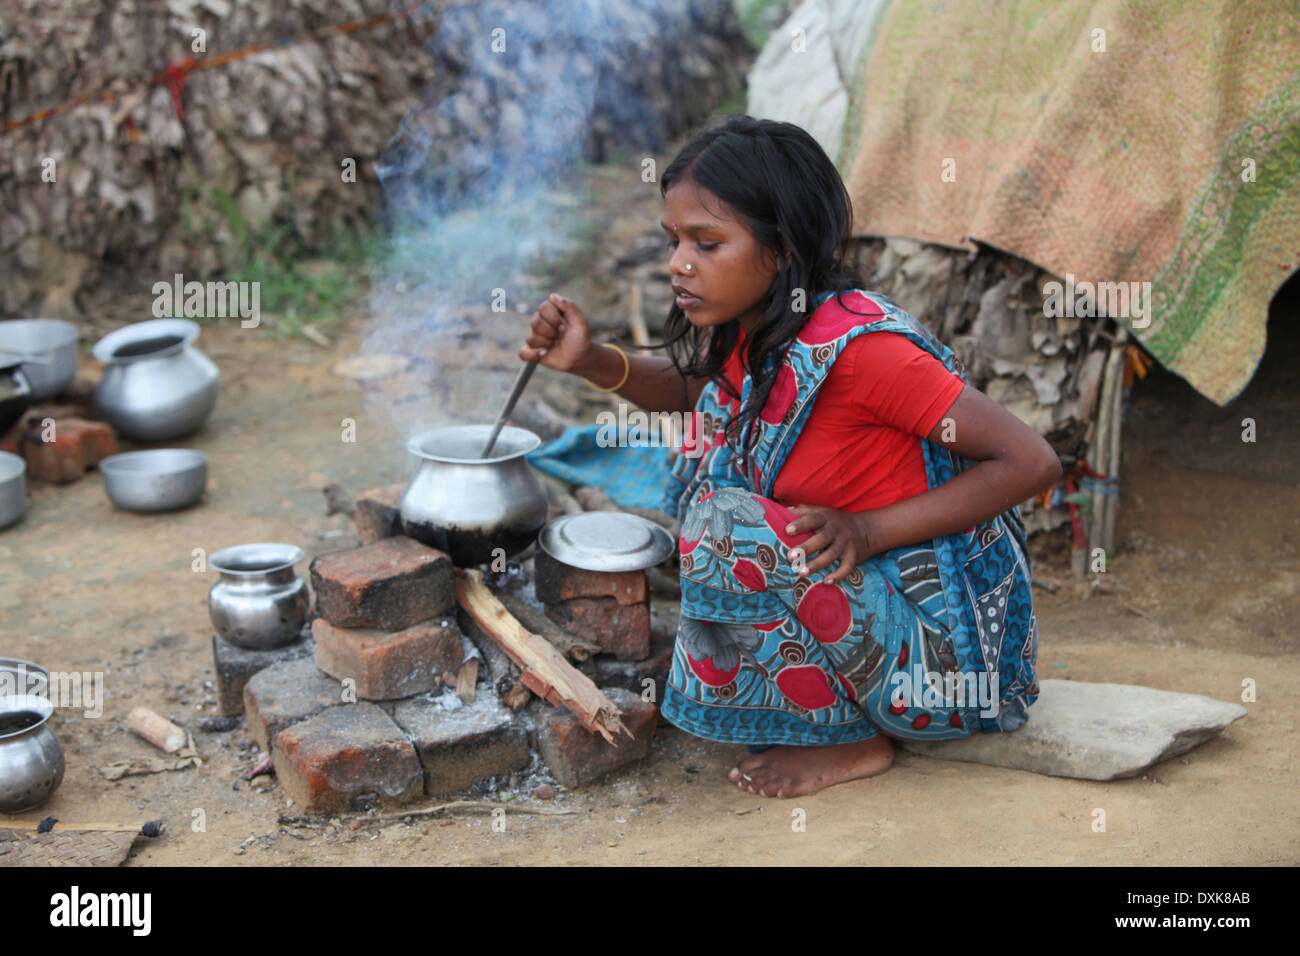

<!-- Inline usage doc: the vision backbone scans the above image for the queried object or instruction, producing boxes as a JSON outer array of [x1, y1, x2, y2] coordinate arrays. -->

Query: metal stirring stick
[[481, 356, 540, 457]]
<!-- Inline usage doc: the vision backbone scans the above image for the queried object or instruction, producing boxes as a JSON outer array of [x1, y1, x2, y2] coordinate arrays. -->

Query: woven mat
[[0, 828, 139, 867], [838, 0, 1300, 404]]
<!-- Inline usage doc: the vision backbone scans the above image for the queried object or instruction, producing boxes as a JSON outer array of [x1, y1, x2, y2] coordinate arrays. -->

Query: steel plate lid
[[538, 511, 676, 572]]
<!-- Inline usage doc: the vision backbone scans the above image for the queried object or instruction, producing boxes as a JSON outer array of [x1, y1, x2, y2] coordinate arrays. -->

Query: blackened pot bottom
[[402, 519, 541, 568]]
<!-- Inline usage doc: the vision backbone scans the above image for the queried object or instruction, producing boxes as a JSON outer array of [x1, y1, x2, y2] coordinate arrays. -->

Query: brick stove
[[212, 485, 677, 814]]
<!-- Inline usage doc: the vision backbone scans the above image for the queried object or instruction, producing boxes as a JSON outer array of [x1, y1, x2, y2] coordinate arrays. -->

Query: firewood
[[494, 588, 600, 662], [456, 658, 479, 703], [504, 680, 532, 711], [126, 707, 186, 753], [454, 568, 631, 743], [456, 605, 523, 698]]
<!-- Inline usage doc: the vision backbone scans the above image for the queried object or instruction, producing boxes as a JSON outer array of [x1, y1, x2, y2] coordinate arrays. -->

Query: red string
[[154, 57, 196, 121]]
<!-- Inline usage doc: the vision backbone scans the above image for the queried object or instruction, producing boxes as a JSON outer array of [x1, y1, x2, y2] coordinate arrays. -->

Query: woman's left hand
[[783, 505, 877, 585]]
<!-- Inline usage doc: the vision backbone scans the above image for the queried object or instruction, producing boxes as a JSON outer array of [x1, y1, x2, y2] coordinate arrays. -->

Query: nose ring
[[684, 264, 694, 272]]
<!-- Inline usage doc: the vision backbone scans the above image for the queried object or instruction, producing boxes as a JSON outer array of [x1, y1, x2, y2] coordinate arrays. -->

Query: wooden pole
[[1100, 329, 1128, 555]]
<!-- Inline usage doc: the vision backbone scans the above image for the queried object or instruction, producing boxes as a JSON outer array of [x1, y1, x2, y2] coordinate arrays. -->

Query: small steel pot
[[400, 425, 548, 567], [93, 319, 219, 441], [0, 658, 64, 813], [0, 451, 25, 531], [0, 319, 78, 401], [208, 543, 308, 650]]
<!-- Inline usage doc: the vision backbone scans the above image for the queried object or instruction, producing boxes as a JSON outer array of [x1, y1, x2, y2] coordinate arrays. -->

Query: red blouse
[[721, 312, 965, 513]]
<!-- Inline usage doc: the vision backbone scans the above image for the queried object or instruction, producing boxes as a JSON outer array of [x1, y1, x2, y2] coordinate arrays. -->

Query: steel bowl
[[100, 448, 208, 512], [0, 451, 26, 530], [0, 319, 78, 401]]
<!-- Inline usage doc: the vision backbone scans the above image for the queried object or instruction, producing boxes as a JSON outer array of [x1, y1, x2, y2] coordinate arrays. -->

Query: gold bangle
[[585, 343, 630, 392]]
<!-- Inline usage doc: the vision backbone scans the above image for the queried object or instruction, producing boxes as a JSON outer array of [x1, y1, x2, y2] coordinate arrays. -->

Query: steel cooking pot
[[399, 425, 548, 567]]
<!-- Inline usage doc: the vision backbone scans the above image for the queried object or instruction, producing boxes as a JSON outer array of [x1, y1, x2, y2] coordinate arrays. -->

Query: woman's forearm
[[859, 457, 1054, 556], [574, 347, 708, 415]]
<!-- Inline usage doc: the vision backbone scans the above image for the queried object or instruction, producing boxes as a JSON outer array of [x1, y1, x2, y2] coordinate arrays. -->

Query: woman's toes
[[736, 754, 770, 776]]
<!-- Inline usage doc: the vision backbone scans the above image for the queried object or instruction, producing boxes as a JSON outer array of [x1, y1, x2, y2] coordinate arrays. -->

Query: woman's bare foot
[[727, 736, 895, 798]]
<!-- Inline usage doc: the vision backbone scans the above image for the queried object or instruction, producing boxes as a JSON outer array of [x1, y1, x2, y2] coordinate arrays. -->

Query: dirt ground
[[3, 162, 1298, 865]]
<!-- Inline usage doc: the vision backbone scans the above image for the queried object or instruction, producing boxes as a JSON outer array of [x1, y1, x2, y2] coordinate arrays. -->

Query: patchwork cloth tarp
[[832, 0, 1300, 404]]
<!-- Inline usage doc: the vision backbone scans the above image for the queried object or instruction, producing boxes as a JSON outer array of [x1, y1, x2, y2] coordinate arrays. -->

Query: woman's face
[[662, 180, 780, 334]]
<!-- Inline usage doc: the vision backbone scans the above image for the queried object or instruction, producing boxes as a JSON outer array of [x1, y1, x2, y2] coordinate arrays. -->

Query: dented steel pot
[[400, 425, 548, 567], [208, 543, 308, 650]]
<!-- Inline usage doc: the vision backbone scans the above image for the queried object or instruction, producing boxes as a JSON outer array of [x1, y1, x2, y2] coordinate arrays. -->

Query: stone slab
[[897, 679, 1248, 780]]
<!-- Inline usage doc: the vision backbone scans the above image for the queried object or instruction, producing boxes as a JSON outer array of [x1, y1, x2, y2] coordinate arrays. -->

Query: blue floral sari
[[659, 290, 1040, 746]]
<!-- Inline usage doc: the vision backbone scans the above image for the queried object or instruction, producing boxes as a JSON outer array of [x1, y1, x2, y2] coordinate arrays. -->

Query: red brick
[[534, 550, 647, 606], [545, 596, 650, 661], [0, 418, 31, 456], [312, 617, 463, 700], [271, 702, 423, 814], [353, 483, 406, 544], [21, 417, 117, 483], [586, 629, 674, 699], [243, 656, 346, 751], [392, 693, 530, 796], [309, 536, 454, 631], [533, 687, 658, 788]]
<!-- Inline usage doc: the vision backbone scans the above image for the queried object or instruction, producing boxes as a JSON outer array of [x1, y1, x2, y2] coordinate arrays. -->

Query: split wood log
[[504, 680, 532, 710], [454, 568, 632, 743], [455, 605, 526, 707], [494, 589, 601, 662], [126, 707, 186, 753], [455, 658, 479, 704], [539, 472, 583, 516], [573, 485, 619, 511]]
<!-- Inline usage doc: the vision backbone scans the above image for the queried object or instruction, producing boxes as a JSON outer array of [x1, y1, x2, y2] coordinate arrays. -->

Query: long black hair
[[658, 115, 869, 475]]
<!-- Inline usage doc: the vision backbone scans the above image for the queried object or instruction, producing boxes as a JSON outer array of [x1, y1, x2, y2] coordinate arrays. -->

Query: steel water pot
[[0, 659, 64, 813], [399, 425, 548, 567], [208, 543, 308, 650], [93, 318, 219, 441]]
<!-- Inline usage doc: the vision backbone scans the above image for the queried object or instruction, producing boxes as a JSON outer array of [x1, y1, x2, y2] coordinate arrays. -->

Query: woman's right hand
[[520, 293, 596, 375]]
